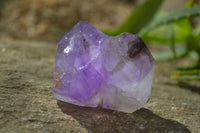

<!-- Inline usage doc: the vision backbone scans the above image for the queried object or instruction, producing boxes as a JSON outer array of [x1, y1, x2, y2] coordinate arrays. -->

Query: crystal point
[[53, 21, 155, 113]]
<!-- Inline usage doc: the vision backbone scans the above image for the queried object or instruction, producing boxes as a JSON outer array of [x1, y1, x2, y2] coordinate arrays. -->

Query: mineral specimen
[[53, 21, 155, 113]]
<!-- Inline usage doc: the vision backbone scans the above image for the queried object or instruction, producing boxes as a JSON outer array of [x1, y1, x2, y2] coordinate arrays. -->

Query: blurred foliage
[[105, 0, 200, 80], [105, 0, 163, 35]]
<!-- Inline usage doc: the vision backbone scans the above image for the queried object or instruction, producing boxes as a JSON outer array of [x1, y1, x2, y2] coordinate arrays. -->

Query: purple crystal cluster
[[53, 21, 155, 113]]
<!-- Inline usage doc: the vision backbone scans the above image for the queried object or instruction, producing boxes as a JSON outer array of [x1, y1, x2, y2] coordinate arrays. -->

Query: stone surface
[[0, 38, 199, 133], [53, 21, 155, 113]]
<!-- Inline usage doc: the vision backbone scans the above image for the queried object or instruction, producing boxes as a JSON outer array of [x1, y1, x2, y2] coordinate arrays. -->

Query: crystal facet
[[53, 21, 155, 113]]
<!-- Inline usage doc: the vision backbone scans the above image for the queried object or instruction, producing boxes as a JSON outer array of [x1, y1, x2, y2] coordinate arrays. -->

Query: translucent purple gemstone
[[53, 21, 155, 113]]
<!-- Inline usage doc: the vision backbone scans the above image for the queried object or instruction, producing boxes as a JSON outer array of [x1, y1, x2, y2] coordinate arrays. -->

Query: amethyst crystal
[[53, 21, 155, 113]]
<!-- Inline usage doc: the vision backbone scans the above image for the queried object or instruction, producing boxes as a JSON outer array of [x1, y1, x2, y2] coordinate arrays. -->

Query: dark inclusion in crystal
[[53, 21, 155, 113], [127, 38, 146, 58]]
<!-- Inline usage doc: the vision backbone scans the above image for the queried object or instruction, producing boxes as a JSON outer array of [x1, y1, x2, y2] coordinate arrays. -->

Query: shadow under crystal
[[57, 100, 191, 133]]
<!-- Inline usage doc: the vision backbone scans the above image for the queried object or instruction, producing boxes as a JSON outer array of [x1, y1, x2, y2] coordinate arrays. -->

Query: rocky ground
[[0, 0, 199, 132], [0, 38, 199, 133]]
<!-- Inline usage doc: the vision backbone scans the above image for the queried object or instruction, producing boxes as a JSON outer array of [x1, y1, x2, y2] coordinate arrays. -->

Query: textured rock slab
[[0, 38, 197, 133], [53, 21, 155, 113]]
